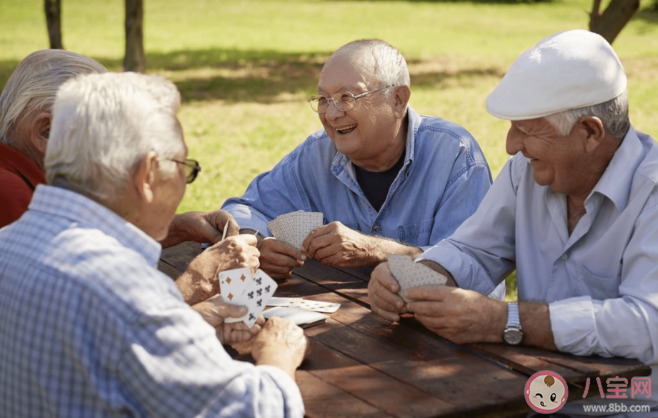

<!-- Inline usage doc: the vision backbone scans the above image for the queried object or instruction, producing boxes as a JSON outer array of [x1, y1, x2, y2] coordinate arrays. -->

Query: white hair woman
[[0, 49, 107, 227]]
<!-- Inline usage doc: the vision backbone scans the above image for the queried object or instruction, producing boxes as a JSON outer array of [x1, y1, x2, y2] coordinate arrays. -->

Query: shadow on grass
[[0, 47, 505, 105]]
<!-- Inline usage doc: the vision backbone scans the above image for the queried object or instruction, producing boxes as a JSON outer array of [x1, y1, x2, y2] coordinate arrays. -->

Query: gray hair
[[545, 90, 630, 140], [46, 72, 184, 201], [332, 39, 410, 91], [0, 49, 107, 145]]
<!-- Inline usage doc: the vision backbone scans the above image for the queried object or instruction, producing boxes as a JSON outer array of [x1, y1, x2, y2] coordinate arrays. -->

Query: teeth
[[336, 125, 356, 133]]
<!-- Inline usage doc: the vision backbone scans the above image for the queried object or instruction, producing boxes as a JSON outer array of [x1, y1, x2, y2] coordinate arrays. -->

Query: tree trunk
[[124, 0, 146, 73], [44, 0, 64, 49], [589, 0, 640, 44]]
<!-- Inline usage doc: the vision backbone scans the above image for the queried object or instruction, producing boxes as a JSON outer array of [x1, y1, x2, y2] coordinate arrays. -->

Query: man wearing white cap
[[369, 29, 658, 415]]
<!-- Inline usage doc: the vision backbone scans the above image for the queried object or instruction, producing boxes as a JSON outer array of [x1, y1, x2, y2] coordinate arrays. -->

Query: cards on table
[[267, 211, 323, 250], [387, 254, 448, 302], [218, 268, 278, 328], [267, 297, 340, 313], [263, 306, 328, 329]]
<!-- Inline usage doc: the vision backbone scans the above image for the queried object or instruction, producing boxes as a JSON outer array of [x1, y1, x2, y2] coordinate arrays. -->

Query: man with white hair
[[223, 39, 504, 299], [0, 49, 257, 305], [0, 49, 243, 255], [0, 72, 307, 417], [369, 29, 658, 415]]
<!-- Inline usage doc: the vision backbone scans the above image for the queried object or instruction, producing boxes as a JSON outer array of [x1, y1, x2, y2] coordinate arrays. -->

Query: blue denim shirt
[[223, 107, 492, 250]]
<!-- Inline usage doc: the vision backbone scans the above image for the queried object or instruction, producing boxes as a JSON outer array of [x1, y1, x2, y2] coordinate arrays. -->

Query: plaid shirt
[[0, 184, 304, 418]]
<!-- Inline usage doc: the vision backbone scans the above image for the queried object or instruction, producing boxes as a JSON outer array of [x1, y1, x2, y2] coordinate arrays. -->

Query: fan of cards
[[219, 268, 278, 328], [264, 297, 341, 328], [387, 254, 448, 302], [267, 211, 323, 250]]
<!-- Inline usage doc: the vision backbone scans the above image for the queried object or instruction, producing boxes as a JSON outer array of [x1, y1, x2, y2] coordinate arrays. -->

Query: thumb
[[223, 304, 248, 319]]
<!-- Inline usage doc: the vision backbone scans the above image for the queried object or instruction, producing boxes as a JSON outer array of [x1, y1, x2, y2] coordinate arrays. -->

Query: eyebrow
[[318, 84, 365, 95]]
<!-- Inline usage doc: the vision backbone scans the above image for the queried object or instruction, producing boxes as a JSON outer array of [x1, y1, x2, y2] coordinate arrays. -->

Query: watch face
[[504, 328, 523, 345]]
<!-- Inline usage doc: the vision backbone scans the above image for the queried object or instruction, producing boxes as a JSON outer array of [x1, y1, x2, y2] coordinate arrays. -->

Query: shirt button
[[561, 254, 569, 261], [373, 225, 381, 232]]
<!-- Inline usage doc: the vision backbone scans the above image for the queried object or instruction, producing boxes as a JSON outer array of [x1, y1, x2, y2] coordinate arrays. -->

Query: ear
[[391, 85, 411, 119], [576, 116, 606, 153], [133, 151, 159, 204], [29, 112, 52, 154]]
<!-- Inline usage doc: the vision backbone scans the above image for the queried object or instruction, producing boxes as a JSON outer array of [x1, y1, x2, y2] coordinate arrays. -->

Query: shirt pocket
[[577, 264, 621, 300], [398, 218, 434, 246]]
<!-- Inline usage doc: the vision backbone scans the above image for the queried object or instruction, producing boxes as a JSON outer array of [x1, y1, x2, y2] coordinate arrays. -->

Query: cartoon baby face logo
[[524, 370, 568, 414]]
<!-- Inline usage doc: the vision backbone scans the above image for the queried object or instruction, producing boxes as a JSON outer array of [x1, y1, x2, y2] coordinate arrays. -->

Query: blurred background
[[1, 0, 657, 297]]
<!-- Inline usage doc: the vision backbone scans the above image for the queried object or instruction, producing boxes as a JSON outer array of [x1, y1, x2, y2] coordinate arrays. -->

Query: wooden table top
[[159, 241, 651, 418]]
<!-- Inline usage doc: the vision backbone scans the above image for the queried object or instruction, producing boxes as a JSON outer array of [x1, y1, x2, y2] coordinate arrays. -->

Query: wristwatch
[[503, 301, 523, 345]]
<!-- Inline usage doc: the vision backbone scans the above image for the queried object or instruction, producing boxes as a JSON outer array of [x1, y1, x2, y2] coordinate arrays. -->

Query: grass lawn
[[2, 0, 658, 298]]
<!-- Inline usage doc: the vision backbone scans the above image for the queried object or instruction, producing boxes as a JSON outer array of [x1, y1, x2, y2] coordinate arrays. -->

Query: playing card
[[387, 254, 448, 302], [226, 269, 278, 328], [267, 211, 323, 249], [218, 268, 251, 304], [263, 306, 328, 328], [267, 297, 341, 313], [289, 299, 340, 313]]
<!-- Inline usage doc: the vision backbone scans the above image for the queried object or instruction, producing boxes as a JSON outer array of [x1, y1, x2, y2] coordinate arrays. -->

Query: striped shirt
[[0, 184, 304, 418]]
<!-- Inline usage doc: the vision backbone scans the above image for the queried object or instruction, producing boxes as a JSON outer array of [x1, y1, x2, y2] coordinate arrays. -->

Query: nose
[[323, 99, 345, 121], [506, 125, 524, 156]]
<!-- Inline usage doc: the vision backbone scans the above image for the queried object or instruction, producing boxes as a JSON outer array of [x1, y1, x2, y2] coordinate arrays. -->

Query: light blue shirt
[[0, 185, 304, 418], [419, 127, 658, 414], [223, 107, 492, 250]]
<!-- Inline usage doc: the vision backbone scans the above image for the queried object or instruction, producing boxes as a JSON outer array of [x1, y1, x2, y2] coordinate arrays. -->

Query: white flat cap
[[486, 29, 627, 120]]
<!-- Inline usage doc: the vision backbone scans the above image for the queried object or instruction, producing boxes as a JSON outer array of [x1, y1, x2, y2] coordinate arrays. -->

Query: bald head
[[323, 39, 410, 90]]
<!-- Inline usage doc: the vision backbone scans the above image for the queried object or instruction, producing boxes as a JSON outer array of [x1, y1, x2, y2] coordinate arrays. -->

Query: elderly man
[[0, 49, 251, 305], [0, 49, 241, 249], [369, 30, 658, 415], [223, 39, 503, 296], [0, 72, 307, 417]]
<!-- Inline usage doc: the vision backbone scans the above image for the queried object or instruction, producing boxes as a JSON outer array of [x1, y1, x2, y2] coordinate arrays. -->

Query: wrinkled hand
[[178, 234, 259, 305], [368, 262, 408, 322], [302, 221, 376, 267], [192, 294, 264, 344], [161, 210, 240, 248], [405, 285, 506, 344], [252, 317, 308, 377], [258, 237, 306, 279]]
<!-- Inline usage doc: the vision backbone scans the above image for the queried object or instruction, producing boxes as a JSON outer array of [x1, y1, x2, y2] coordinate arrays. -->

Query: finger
[[266, 238, 306, 261], [301, 225, 330, 254], [404, 285, 450, 302], [371, 302, 400, 323], [304, 229, 336, 259], [372, 263, 400, 293], [371, 280, 405, 312], [234, 234, 258, 247], [259, 263, 294, 278], [225, 217, 240, 237]]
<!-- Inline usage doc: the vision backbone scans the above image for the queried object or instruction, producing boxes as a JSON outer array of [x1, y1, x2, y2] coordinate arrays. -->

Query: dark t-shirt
[[353, 150, 405, 212]]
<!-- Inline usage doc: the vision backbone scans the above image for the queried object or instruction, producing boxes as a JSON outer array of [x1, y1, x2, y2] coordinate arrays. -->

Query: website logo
[[524, 370, 568, 414]]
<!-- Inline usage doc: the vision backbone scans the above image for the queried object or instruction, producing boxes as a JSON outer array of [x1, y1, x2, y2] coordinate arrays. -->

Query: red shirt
[[0, 142, 46, 228]]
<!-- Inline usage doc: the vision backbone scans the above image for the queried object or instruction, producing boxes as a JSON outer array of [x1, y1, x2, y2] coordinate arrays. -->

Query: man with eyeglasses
[[223, 39, 503, 298], [0, 72, 307, 418]]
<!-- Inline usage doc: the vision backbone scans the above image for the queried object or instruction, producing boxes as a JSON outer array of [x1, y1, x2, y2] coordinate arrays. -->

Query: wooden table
[[159, 241, 651, 418]]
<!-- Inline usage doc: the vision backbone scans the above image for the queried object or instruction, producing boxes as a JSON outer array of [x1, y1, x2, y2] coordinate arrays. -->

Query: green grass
[[2, 0, 658, 299]]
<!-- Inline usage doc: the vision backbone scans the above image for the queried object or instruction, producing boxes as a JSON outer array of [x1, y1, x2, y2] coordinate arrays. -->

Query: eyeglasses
[[168, 158, 201, 184], [307, 86, 392, 114]]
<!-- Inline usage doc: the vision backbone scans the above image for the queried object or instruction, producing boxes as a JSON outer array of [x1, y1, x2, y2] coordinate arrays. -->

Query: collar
[[589, 127, 643, 212], [28, 184, 162, 266], [0, 141, 46, 189]]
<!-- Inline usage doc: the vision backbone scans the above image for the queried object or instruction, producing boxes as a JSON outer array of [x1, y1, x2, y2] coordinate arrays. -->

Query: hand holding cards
[[267, 211, 323, 250], [387, 254, 448, 302], [219, 268, 278, 328]]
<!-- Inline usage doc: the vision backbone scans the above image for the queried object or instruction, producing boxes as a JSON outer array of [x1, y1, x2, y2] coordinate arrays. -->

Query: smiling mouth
[[540, 401, 546, 407], [335, 124, 356, 135]]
